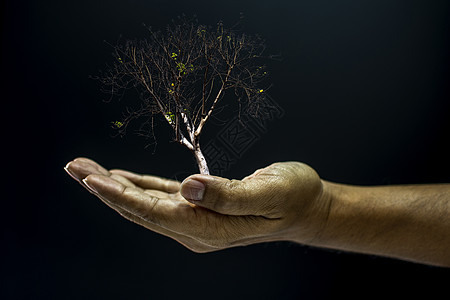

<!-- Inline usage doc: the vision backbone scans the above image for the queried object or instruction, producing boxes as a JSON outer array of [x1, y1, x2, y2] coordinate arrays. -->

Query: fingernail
[[82, 178, 98, 194], [64, 163, 77, 179], [63, 166, 71, 175], [181, 179, 205, 201]]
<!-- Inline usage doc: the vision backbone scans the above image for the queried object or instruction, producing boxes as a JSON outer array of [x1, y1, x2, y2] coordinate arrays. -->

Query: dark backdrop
[[2, 0, 449, 299]]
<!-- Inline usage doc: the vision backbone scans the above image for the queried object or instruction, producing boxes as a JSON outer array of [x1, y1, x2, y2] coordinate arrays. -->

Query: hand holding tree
[[65, 157, 450, 266], [64, 158, 326, 252]]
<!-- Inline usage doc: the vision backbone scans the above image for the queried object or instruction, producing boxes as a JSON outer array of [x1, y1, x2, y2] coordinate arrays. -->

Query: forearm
[[310, 181, 450, 267]]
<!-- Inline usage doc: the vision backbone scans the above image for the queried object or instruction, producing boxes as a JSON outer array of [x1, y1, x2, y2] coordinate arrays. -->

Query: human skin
[[64, 157, 450, 267]]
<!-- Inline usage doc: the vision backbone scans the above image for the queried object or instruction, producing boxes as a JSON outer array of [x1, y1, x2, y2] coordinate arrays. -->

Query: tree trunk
[[193, 146, 209, 175]]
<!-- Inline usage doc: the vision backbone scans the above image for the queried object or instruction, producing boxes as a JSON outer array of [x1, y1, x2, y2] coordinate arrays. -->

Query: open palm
[[64, 158, 300, 252]]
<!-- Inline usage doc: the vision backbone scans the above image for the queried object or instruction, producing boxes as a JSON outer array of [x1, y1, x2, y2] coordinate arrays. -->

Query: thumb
[[180, 174, 272, 216]]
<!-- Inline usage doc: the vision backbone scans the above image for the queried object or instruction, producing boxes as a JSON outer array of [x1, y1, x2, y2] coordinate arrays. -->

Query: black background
[[2, 0, 449, 299]]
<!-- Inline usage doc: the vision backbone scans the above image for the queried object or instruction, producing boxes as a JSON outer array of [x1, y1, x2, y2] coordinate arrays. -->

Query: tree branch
[[194, 67, 233, 137]]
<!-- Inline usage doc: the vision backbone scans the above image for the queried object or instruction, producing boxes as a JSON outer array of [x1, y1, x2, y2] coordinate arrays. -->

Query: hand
[[64, 158, 329, 252]]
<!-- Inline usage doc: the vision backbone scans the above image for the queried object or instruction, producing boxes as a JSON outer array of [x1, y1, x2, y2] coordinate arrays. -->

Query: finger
[[83, 179, 217, 253], [64, 158, 110, 182], [110, 169, 180, 193], [116, 206, 219, 253], [110, 173, 137, 189], [180, 174, 280, 217], [65, 159, 220, 252], [74, 157, 110, 173], [64, 158, 111, 195], [83, 174, 182, 227], [64, 159, 141, 199], [84, 174, 279, 249]]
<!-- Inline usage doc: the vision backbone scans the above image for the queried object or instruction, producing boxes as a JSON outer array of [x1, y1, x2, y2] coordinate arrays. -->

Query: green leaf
[[111, 121, 124, 128]]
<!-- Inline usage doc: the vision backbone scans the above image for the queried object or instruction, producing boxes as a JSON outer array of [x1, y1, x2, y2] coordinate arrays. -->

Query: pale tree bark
[[193, 146, 209, 174]]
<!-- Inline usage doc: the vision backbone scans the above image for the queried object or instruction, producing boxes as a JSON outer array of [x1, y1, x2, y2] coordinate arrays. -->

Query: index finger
[[83, 174, 189, 228]]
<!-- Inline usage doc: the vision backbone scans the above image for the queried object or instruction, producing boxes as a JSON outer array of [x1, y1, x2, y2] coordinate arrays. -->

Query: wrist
[[305, 180, 343, 246], [284, 177, 334, 246], [305, 181, 423, 260]]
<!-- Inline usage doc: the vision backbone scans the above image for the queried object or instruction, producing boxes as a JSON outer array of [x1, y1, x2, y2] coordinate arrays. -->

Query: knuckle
[[226, 179, 242, 193], [211, 179, 244, 212], [122, 188, 162, 226], [141, 196, 162, 225]]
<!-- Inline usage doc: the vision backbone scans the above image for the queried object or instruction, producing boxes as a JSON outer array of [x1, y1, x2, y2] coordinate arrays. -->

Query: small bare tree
[[96, 17, 270, 174]]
